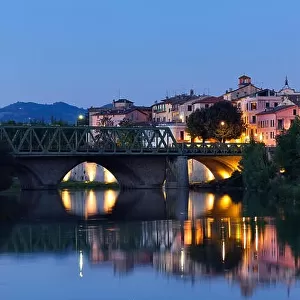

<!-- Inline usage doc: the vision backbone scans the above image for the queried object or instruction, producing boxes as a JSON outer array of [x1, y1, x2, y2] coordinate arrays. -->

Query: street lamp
[[219, 121, 226, 143], [77, 114, 86, 126]]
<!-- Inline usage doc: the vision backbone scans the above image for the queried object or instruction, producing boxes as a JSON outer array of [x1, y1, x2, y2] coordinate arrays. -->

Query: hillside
[[0, 102, 87, 124]]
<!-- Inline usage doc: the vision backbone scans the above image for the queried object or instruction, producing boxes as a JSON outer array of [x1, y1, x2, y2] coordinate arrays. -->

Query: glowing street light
[[220, 121, 225, 126], [77, 114, 86, 126]]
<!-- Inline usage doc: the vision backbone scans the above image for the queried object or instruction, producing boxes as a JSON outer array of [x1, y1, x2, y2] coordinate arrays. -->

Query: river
[[0, 188, 299, 300]]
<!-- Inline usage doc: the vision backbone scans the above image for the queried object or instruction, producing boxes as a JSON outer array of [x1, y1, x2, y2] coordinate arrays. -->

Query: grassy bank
[[59, 181, 120, 190]]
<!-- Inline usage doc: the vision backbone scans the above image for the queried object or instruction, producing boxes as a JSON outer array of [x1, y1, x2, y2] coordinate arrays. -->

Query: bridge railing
[[0, 125, 253, 156], [179, 142, 246, 155], [0, 125, 180, 155]]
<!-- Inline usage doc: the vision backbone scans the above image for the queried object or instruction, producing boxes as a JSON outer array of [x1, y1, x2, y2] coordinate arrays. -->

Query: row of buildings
[[87, 75, 300, 146]]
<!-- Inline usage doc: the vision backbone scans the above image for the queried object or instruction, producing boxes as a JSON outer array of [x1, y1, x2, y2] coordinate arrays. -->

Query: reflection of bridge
[[0, 125, 245, 189], [0, 221, 182, 254], [1, 217, 299, 297]]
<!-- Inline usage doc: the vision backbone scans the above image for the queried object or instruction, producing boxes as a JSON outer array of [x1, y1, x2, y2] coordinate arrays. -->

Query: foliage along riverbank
[[193, 117, 300, 215], [240, 117, 300, 214]]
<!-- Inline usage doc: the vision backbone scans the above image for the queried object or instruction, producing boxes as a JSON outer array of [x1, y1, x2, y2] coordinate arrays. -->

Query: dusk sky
[[0, 0, 299, 108]]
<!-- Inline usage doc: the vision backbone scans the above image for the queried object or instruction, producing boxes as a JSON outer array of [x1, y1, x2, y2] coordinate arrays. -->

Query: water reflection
[[59, 189, 243, 221], [1, 190, 300, 299], [0, 217, 299, 298], [60, 189, 119, 217]]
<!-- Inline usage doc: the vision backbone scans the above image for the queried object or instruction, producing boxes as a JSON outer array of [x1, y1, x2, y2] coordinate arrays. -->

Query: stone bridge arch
[[15, 156, 168, 190], [190, 155, 242, 180]]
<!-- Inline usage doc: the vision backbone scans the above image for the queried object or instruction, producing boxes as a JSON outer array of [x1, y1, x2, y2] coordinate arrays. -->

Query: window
[[270, 119, 275, 127], [266, 102, 270, 108], [187, 105, 192, 112], [180, 131, 184, 140], [293, 109, 297, 115], [278, 119, 283, 130], [205, 104, 209, 109], [250, 102, 257, 110], [252, 116, 256, 124], [274, 102, 278, 107], [185, 116, 188, 123]]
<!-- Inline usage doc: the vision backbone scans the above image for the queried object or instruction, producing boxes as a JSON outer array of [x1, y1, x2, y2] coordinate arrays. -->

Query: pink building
[[256, 104, 298, 146], [88, 99, 151, 126], [238, 89, 282, 140]]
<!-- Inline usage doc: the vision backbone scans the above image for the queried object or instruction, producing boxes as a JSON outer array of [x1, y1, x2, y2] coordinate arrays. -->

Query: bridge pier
[[165, 156, 189, 189]]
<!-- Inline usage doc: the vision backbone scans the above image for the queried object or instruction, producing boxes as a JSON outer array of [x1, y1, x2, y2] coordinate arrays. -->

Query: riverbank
[[59, 181, 120, 190], [190, 171, 243, 191], [0, 181, 120, 194]]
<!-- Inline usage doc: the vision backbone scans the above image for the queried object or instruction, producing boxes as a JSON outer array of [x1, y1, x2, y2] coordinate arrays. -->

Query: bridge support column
[[165, 156, 189, 189]]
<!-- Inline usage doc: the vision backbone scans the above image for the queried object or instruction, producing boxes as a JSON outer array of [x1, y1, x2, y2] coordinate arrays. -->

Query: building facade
[[89, 99, 151, 127], [256, 104, 298, 146], [224, 75, 261, 101]]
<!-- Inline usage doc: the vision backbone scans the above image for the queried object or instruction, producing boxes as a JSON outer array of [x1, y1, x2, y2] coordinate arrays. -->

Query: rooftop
[[192, 96, 224, 104], [93, 107, 148, 116], [256, 104, 296, 115]]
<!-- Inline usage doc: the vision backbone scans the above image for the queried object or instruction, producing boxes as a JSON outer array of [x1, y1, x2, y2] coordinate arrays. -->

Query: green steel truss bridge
[[0, 125, 246, 156]]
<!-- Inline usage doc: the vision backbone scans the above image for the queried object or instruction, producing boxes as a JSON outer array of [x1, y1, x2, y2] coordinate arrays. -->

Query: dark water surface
[[0, 189, 300, 300]]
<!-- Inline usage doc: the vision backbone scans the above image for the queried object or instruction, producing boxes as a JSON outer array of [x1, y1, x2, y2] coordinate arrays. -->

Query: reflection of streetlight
[[279, 168, 285, 174]]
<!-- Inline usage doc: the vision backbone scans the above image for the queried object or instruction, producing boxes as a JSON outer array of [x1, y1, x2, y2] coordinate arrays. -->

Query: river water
[[0, 188, 300, 300]]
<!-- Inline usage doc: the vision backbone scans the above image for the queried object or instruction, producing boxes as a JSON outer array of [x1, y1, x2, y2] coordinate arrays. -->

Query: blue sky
[[0, 0, 299, 108]]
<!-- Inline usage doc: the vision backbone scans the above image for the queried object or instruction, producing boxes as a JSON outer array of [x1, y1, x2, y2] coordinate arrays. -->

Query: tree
[[97, 116, 114, 127], [0, 141, 15, 191], [274, 117, 300, 182], [186, 101, 244, 143], [208, 101, 244, 142], [118, 118, 141, 148], [186, 109, 210, 142], [240, 138, 275, 191], [119, 118, 134, 127]]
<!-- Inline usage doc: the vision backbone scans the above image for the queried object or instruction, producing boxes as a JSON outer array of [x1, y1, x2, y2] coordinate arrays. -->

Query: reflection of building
[[72, 214, 300, 297], [231, 220, 300, 297]]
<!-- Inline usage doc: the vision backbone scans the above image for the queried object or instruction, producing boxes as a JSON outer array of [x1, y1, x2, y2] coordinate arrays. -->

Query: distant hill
[[0, 102, 87, 124]]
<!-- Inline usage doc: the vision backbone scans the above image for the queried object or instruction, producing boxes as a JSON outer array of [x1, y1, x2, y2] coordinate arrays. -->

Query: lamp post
[[77, 114, 86, 126], [220, 121, 226, 143]]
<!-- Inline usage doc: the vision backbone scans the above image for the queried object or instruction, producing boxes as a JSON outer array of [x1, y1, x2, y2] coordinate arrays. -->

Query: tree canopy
[[274, 117, 300, 182], [186, 101, 244, 142], [239, 139, 275, 191]]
